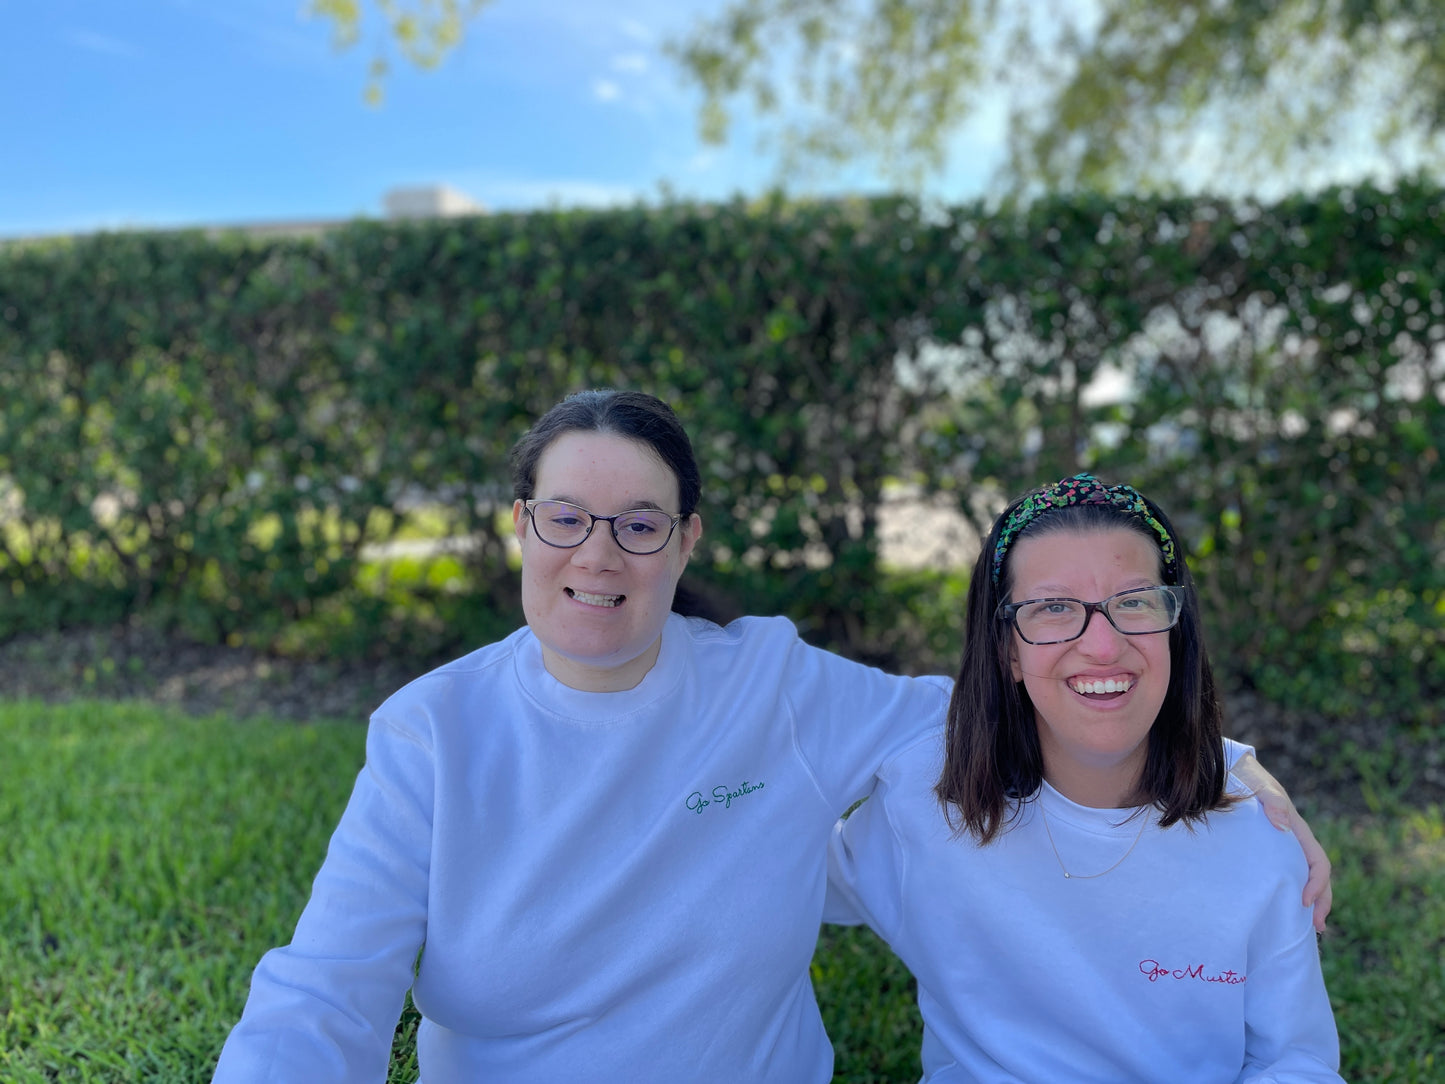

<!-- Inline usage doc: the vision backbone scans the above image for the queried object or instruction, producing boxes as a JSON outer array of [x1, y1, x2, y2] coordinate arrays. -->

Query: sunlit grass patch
[[0, 700, 364, 1083], [1, 700, 1441, 1082]]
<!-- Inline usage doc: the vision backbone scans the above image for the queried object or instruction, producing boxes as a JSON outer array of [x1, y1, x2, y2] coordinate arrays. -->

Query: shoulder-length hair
[[934, 489, 1234, 843]]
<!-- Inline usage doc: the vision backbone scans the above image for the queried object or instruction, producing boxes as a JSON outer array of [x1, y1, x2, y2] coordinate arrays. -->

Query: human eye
[[539, 502, 587, 529], [1020, 599, 1080, 622], [1115, 588, 1164, 612], [615, 511, 664, 536], [1108, 587, 1180, 631]]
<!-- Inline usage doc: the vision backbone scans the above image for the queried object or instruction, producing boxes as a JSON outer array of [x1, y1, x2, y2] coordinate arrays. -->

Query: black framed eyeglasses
[[997, 585, 1186, 645], [522, 499, 683, 556]]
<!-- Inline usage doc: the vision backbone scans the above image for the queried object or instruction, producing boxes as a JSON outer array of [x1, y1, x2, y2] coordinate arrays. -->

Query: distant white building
[[383, 185, 485, 220], [0, 185, 487, 244]]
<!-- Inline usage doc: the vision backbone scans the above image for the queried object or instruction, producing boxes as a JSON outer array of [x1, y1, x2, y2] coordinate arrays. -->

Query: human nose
[[1075, 604, 1125, 656], [569, 518, 625, 568]]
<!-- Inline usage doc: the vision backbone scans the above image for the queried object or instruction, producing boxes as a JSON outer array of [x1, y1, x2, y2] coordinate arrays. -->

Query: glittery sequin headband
[[990, 474, 1178, 587]]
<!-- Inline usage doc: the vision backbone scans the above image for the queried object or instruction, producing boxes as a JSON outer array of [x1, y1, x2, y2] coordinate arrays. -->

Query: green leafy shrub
[[1, 187, 1440, 732]]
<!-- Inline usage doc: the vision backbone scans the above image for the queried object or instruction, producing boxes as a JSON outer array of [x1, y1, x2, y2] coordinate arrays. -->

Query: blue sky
[[0, 0, 1010, 238]]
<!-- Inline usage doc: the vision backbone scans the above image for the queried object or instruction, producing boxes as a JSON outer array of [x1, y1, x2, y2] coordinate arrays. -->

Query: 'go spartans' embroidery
[[685, 781, 766, 815]]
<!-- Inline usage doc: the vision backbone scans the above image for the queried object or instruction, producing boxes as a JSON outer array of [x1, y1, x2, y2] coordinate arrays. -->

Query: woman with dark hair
[[213, 402, 1327, 1083], [827, 475, 1342, 1082]]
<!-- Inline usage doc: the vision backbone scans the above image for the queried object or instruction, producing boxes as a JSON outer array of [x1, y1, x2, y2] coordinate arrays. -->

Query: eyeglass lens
[[1012, 586, 1180, 644], [528, 500, 676, 554]]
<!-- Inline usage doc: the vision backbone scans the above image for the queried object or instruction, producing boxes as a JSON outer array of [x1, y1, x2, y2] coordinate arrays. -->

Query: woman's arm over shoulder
[[764, 618, 950, 813], [1228, 746, 1333, 932], [211, 710, 435, 1083], [823, 782, 902, 939], [823, 731, 941, 939]]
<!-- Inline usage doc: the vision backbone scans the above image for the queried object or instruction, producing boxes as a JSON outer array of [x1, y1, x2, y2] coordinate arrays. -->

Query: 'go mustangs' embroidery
[[1139, 959, 1247, 986], [685, 781, 766, 815]]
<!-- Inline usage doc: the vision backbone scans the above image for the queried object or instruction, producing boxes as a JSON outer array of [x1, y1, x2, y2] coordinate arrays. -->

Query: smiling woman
[[209, 389, 959, 1084], [510, 428, 701, 692], [826, 475, 1345, 1082], [1005, 528, 1175, 810], [209, 403, 1329, 1084]]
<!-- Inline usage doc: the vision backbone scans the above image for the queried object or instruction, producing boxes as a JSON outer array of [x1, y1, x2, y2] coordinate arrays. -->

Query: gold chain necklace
[[1038, 800, 1149, 879]]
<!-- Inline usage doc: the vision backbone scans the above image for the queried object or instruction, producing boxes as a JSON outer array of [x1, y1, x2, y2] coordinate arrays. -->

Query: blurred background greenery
[[2, 183, 1441, 1080], [2, 186, 1440, 735], [3, 1, 1444, 1078]]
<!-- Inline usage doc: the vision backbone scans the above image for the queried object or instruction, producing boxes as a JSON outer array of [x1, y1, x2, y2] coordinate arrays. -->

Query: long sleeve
[[211, 615, 953, 1084], [1234, 850, 1342, 1082], [823, 732, 935, 930], [211, 713, 434, 1083], [781, 637, 951, 816]]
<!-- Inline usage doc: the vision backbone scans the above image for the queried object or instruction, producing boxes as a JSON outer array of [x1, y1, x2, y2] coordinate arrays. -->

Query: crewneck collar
[[1036, 780, 1150, 836], [514, 613, 689, 725]]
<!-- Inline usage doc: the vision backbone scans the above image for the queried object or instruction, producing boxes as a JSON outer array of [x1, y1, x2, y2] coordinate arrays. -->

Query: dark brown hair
[[934, 485, 1234, 843], [510, 389, 733, 622], [510, 389, 701, 515]]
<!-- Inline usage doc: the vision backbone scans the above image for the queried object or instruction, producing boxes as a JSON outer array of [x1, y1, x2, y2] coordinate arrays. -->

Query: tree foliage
[[672, 0, 989, 186], [311, 0, 1445, 190], [2, 186, 1441, 730], [675, 0, 1445, 191], [308, 0, 491, 104]]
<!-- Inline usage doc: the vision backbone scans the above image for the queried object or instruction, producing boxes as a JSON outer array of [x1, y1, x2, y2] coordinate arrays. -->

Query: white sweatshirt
[[826, 730, 1342, 1084], [211, 614, 951, 1083]]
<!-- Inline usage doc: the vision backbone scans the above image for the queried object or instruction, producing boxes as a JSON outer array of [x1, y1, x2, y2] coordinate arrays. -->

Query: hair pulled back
[[510, 389, 736, 623], [510, 389, 701, 516]]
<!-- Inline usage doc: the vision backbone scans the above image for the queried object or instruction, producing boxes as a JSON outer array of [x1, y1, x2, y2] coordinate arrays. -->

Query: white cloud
[[469, 177, 647, 211], [619, 19, 653, 44], [67, 30, 141, 59], [612, 52, 648, 74], [593, 79, 622, 102], [161, 4, 335, 71], [685, 149, 718, 173]]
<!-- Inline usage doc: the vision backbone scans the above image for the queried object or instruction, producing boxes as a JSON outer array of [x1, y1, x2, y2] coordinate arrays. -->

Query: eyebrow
[[541, 495, 669, 513], [1022, 577, 1159, 597]]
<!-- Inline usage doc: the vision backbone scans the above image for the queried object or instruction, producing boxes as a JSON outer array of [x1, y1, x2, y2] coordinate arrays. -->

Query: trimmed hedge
[[1, 185, 1440, 727]]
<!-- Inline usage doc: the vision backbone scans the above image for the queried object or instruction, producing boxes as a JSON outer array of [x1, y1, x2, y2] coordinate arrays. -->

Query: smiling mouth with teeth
[[567, 588, 625, 608], [1069, 677, 1134, 696]]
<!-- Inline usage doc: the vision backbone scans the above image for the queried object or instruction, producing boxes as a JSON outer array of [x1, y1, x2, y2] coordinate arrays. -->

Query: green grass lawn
[[2, 700, 1441, 1082]]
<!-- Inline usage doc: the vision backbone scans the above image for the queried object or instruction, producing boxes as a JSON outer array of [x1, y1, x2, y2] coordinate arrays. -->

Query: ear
[[1008, 637, 1023, 682], [513, 500, 528, 542], [677, 513, 703, 566]]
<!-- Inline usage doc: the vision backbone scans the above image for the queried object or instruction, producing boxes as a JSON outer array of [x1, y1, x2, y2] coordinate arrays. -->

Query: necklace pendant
[[1063, 872, 1071, 878]]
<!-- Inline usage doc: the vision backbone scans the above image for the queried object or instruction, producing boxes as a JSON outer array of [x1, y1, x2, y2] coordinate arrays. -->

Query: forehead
[[533, 431, 679, 507], [1008, 526, 1162, 596]]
